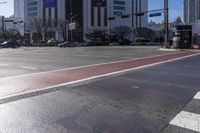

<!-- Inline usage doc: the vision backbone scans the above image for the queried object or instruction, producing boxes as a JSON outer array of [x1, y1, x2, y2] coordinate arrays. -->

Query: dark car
[[192, 36, 200, 49], [47, 39, 58, 46], [58, 41, 78, 48], [0, 40, 21, 48]]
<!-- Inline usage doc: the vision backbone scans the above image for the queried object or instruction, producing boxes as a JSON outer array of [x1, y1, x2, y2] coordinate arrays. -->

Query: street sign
[[69, 23, 76, 31], [149, 12, 162, 17]]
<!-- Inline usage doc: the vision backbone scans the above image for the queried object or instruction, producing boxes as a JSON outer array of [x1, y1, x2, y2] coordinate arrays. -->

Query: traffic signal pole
[[1, 16, 5, 40], [164, 0, 169, 48]]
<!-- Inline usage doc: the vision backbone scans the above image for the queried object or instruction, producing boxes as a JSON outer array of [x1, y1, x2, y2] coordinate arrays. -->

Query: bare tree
[[111, 26, 132, 41], [26, 17, 51, 42], [134, 27, 156, 39], [26, 17, 43, 41], [57, 19, 68, 41]]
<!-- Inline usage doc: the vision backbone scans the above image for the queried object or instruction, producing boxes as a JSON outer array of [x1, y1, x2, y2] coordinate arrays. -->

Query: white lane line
[[20, 66, 37, 70], [1, 52, 200, 102], [0, 51, 199, 80], [170, 111, 200, 132], [194, 92, 200, 100], [72, 54, 111, 58], [0, 64, 9, 67]]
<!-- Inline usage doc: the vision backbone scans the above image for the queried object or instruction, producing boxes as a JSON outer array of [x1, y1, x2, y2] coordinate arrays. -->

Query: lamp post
[[1, 16, 5, 40]]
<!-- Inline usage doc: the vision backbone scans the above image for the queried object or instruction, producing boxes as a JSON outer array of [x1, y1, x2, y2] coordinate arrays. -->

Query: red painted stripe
[[0, 51, 199, 98]]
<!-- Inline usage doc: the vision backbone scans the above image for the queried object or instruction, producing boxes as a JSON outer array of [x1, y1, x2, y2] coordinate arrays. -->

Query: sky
[[0, 0, 14, 17], [0, 0, 183, 23], [148, 0, 183, 23]]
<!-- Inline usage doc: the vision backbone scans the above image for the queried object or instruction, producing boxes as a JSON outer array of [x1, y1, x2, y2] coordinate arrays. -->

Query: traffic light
[[135, 12, 145, 16], [121, 15, 130, 18], [108, 17, 115, 20]]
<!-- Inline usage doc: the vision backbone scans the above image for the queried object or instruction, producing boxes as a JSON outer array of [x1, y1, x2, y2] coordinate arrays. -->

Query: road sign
[[149, 12, 162, 17], [69, 23, 76, 31]]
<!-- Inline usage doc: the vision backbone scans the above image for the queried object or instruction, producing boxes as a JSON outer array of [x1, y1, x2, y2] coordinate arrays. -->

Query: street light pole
[[1, 16, 5, 40], [164, 0, 169, 48]]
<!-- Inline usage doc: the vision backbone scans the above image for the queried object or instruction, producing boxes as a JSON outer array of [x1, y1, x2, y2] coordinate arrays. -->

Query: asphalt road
[[0, 46, 172, 78], [0, 46, 199, 133]]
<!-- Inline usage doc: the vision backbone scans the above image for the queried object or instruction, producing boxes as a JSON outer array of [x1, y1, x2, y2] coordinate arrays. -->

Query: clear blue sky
[[148, 0, 183, 23], [0, 0, 14, 17], [0, 0, 183, 22]]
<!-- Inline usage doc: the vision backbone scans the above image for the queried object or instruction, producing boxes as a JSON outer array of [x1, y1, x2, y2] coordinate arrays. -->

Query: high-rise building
[[14, 0, 65, 41], [196, 0, 200, 20], [14, 0, 148, 41], [83, 0, 148, 40], [184, 0, 200, 35], [184, 0, 196, 24], [14, 0, 24, 20], [183, 0, 200, 24]]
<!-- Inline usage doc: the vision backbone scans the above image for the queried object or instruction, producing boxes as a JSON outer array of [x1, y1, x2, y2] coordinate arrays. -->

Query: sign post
[[69, 23, 76, 31]]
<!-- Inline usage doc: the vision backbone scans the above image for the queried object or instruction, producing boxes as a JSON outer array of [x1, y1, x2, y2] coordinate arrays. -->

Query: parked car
[[47, 39, 58, 46], [0, 40, 21, 48], [192, 36, 200, 49], [109, 42, 119, 46], [58, 41, 78, 48]]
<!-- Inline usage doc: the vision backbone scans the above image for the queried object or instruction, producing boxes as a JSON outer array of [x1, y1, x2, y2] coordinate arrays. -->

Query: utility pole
[[0, 2, 7, 40], [1, 16, 5, 40], [164, 0, 169, 48], [131, 0, 134, 28], [136, 0, 138, 29]]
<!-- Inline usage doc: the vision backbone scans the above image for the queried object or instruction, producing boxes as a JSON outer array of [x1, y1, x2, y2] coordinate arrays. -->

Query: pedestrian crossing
[[165, 91, 200, 133], [194, 92, 200, 100]]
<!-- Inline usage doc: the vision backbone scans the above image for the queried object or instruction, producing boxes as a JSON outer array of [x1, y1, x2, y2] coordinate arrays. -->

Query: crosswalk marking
[[170, 111, 200, 132], [194, 92, 200, 100], [168, 91, 200, 132]]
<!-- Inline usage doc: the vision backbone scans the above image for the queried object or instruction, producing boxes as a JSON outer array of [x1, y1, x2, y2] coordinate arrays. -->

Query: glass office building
[[184, 0, 200, 24], [27, 0, 38, 17], [113, 0, 126, 16]]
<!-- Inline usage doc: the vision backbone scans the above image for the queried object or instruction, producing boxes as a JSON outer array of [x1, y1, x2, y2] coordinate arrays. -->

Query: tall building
[[14, 0, 65, 41], [14, 0, 24, 20], [184, 0, 196, 24], [14, 0, 148, 41], [183, 0, 200, 24], [196, 0, 200, 20], [83, 0, 148, 40], [184, 0, 200, 35]]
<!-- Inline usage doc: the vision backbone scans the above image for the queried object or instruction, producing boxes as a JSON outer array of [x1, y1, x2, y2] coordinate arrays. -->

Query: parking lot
[[0, 46, 200, 133]]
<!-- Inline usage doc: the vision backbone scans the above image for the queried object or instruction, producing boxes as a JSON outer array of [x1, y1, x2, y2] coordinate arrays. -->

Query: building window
[[113, 6, 125, 10], [28, 12, 38, 17], [114, 11, 123, 16], [27, 1, 38, 6], [113, 0, 125, 5], [28, 7, 37, 11]]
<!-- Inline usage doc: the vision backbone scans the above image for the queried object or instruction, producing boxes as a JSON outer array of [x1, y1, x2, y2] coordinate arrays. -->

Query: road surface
[[0, 46, 199, 133]]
